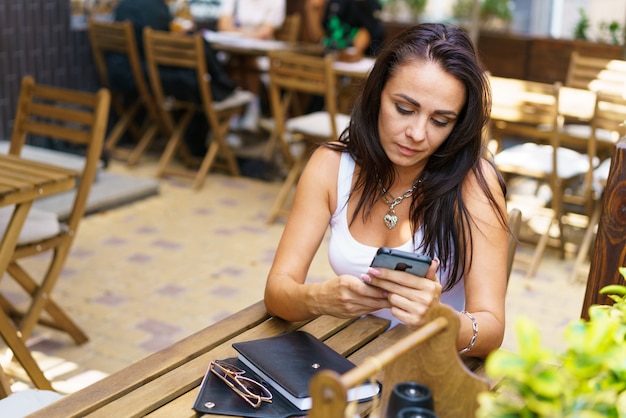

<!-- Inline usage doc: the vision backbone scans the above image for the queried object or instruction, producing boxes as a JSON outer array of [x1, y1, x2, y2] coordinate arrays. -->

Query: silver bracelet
[[458, 310, 478, 354]]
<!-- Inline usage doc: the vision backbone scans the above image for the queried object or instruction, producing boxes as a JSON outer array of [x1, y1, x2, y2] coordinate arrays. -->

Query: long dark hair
[[328, 23, 507, 291]]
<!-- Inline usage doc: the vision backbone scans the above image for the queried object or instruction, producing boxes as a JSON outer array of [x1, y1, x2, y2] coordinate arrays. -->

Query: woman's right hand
[[310, 274, 391, 318]]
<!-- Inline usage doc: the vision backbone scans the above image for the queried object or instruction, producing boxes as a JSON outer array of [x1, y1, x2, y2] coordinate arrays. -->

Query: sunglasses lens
[[239, 376, 272, 399], [216, 361, 244, 374]]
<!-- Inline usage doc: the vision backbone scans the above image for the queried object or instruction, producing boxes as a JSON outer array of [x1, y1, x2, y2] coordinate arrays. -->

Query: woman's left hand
[[362, 258, 441, 327]]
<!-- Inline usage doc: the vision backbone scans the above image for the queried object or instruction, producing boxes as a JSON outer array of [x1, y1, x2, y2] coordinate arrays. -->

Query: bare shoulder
[[297, 144, 345, 215], [305, 144, 344, 173], [464, 158, 503, 194]]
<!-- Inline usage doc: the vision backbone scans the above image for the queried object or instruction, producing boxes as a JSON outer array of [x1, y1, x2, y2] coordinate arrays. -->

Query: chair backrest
[[489, 75, 561, 174], [87, 19, 163, 130], [557, 91, 626, 216], [9, 76, 110, 232], [274, 13, 302, 43], [490, 75, 561, 132], [308, 305, 489, 418], [143, 28, 217, 130], [565, 51, 626, 96], [267, 50, 341, 141]]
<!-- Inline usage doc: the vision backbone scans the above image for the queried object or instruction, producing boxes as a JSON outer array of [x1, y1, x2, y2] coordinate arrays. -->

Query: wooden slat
[[32, 83, 97, 108], [0, 156, 77, 205]]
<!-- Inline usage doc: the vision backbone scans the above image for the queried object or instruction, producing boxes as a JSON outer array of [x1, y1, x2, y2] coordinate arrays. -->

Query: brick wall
[[0, 0, 99, 140]]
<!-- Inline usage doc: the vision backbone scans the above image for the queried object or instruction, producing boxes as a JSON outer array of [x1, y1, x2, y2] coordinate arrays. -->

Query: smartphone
[[369, 247, 432, 277]]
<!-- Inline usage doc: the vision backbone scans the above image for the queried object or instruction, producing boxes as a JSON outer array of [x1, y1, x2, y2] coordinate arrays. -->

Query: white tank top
[[328, 153, 465, 325]]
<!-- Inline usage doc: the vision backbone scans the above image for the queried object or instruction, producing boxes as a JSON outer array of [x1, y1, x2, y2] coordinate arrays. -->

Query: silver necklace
[[380, 182, 419, 230]]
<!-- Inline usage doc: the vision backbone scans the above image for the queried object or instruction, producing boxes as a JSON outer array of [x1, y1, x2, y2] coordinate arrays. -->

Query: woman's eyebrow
[[394, 93, 459, 117]]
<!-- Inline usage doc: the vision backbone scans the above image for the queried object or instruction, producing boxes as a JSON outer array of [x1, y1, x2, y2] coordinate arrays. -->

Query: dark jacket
[[107, 0, 235, 102]]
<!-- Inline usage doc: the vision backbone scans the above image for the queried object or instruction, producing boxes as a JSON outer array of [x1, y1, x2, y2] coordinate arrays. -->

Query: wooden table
[[202, 30, 374, 78], [29, 301, 385, 417], [0, 154, 76, 390], [30, 299, 484, 417]]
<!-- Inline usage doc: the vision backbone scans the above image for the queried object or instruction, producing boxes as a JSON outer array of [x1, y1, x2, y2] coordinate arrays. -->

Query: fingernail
[[382, 291, 389, 297], [433, 257, 440, 269], [360, 274, 371, 283], [368, 267, 381, 276]]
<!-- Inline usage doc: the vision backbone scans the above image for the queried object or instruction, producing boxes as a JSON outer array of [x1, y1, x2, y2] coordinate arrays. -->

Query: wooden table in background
[[0, 154, 76, 391]]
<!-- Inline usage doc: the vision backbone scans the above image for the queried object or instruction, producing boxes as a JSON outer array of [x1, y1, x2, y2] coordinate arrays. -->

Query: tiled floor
[[0, 142, 591, 395]]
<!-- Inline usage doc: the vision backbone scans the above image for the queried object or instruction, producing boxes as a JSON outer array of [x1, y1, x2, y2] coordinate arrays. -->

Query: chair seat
[[0, 206, 60, 245], [286, 112, 350, 139], [560, 124, 618, 144], [0, 389, 63, 417], [494, 143, 597, 179]]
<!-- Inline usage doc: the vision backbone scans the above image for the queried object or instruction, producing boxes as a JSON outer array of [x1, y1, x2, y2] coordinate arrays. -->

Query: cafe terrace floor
[[0, 135, 590, 395]]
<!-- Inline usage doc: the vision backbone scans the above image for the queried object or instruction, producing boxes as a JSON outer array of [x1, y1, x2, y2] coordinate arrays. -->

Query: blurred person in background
[[305, 0, 384, 62], [110, 0, 236, 157], [217, 0, 286, 132]]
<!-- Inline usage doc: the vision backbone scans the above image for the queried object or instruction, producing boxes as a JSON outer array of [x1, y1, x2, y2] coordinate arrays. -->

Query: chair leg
[[267, 153, 306, 223], [156, 108, 195, 178], [126, 123, 159, 167], [0, 363, 12, 398], [570, 203, 601, 283], [525, 215, 557, 279], [0, 308, 52, 390], [6, 244, 84, 344], [262, 127, 279, 161], [105, 99, 142, 155], [192, 140, 221, 190], [5, 262, 88, 344]]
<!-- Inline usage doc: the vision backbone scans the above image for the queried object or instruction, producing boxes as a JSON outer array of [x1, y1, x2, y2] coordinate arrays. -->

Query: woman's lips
[[397, 144, 419, 156]]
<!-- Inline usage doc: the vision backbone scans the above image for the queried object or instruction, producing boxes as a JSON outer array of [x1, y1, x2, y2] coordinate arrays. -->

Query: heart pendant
[[384, 212, 398, 229]]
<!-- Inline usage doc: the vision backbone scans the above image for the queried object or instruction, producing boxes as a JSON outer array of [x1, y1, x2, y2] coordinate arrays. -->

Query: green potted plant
[[382, 0, 427, 22], [452, 0, 512, 31], [573, 7, 590, 41], [404, 0, 427, 20], [477, 267, 626, 417]]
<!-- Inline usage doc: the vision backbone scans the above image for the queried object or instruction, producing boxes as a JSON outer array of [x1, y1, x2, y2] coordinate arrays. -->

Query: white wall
[[390, 0, 626, 44]]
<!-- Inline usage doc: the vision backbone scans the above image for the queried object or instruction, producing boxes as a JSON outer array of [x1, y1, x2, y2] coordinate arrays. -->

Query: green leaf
[[599, 285, 626, 296]]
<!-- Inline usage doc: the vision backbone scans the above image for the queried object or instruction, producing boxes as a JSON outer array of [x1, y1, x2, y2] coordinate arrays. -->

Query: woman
[[264, 23, 509, 358], [305, 0, 385, 61], [216, 0, 286, 131]]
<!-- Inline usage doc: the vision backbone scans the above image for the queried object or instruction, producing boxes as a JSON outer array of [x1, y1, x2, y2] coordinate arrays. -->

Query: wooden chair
[[309, 304, 489, 418], [570, 157, 612, 283], [559, 51, 626, 160], [265, 50, 350, 223], [87, 19, 165, 166], [143, 28, 253, 189], [565, 51, 626, 97], [0, 77, 110, 352], [490, 76, 594, 279]]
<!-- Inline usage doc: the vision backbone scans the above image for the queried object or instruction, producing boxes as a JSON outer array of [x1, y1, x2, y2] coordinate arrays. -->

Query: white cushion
[[494, 143, 596, 179], [213, 89, 254, 111], [0, 389, 63, 417], [286, 112, 350, 139], [0, 206, 61, 245], [560, 124, 617, 144]]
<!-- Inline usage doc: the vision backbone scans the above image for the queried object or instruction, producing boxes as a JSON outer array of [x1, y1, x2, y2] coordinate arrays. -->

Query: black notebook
[[232, 330, 380, 410]]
